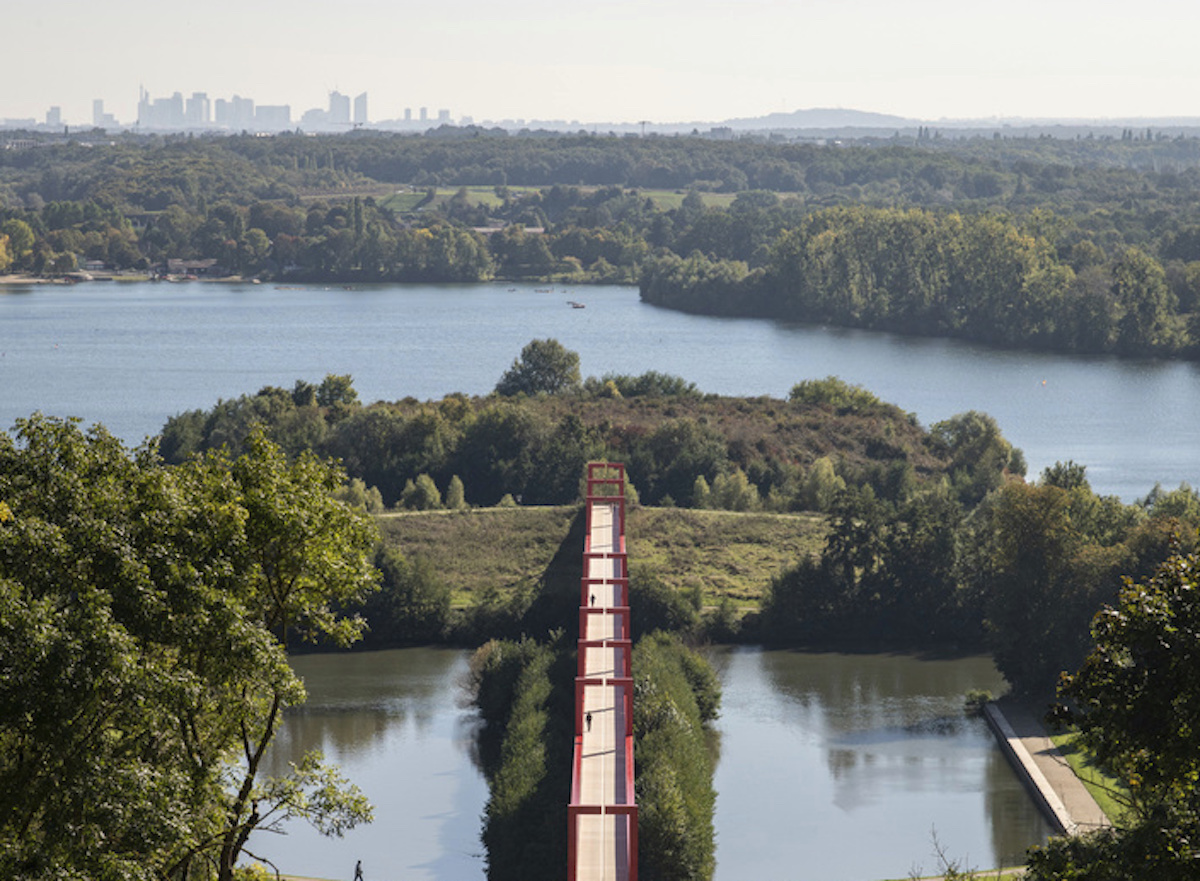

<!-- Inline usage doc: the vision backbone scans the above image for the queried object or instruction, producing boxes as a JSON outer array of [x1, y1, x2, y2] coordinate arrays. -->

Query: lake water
[[254, 648, 489, 881], [253, 647, 1050, 881], [1, 281, 1197, 500], [707, 647, 1050, 880]]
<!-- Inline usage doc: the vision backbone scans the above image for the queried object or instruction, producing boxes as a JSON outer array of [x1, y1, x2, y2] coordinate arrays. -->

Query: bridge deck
[[570, 464, 636, 881]]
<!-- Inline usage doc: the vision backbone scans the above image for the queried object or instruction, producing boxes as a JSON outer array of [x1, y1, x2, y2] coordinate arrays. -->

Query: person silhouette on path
[[354, 860, 364, 881]]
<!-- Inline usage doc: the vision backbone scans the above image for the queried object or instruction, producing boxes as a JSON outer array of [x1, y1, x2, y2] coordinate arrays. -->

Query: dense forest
[[641, 205, 1195, 356], [3, 130, 1200, 355], [0, 418, 379, 881]]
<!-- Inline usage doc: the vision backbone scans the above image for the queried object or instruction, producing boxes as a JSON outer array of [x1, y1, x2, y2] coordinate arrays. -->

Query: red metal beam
[[570, 463, 637, 881]]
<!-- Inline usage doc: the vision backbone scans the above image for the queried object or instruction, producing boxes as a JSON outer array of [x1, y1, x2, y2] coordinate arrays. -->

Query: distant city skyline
[[11, 87, 1200, 138], [6, 0, 1200, 127], [2, 88, 468, 133]]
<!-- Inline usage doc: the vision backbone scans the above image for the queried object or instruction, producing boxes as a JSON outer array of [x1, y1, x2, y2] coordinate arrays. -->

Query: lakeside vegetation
[[154, 356, 1200, 698], [641, 204, 1194, 357], [1026, 544, 1200, 879], [469, 635, 574, 881], [4, 129, 1200, 356], [1048, 731, 1131, 824], [158, 369, 959, 513], [467, 631, 719, 881]]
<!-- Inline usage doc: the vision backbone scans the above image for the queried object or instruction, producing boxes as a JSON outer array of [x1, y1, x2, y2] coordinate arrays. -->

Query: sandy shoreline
[[0, 274, 64, 285], [0, 274, 254, 285]]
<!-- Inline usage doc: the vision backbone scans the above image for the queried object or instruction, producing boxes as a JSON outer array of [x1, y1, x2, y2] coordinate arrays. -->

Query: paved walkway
[[985, 701, 1111, 835], [575, 499, 632, 881]]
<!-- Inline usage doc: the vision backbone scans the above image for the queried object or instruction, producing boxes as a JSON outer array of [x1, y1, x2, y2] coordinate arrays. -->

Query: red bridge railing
[[567, 462, 637, 881]]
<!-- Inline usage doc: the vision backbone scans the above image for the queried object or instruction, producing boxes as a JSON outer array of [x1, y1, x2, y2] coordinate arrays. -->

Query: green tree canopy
[[1030, 544, 1200, 879], [930, 410, 1025, 505], [1, 219, 35, 269], [494, 338, 582, 396], [1059, 545, 1200, 803], [0, 417, 378, 880]]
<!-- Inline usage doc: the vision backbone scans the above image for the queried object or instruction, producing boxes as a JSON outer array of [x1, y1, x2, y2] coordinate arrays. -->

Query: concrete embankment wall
[[983, 703, 1076, 835]]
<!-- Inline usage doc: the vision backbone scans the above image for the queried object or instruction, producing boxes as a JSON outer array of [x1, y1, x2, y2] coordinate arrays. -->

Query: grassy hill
[[377, 504, 826, 608]]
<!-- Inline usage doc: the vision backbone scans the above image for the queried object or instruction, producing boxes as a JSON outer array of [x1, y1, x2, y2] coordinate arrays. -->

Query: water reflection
[[264, 648, 465, 774], [255, 646, 1051, 881], [252, 648, 487, 881], [985, 747, 1054, 869], [708, 647, 1051, 880]]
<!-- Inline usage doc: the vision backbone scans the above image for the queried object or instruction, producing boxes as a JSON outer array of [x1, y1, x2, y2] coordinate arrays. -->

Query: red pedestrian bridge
[[567, 462, 638, 881]]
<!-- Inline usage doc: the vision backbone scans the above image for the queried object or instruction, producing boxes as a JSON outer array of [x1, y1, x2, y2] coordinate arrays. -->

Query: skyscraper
[[232, 95, 254, 129], [185, 92, 210, 127], [329, 91, 350, 126], [353, 92, 368, 126], [167, 93, 184, 127], [214, 95, 254, 130], [137, 90, 186, 128]]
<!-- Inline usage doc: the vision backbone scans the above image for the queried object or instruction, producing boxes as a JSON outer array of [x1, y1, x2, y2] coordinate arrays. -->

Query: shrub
[[789, 375, 882, 412]]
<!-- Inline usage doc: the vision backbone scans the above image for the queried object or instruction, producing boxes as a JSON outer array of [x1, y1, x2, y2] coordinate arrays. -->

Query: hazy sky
[[9, 0, 1200, 125]]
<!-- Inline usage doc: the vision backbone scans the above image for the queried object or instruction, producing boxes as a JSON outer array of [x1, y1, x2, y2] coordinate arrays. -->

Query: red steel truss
[[567, 462, 638, 881]]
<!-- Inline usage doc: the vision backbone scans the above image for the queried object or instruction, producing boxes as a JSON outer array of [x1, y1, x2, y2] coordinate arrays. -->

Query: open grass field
[[628, 507, 825, 605], [377, 190, 429, 211], [376, 505, 578, 604], [295, 184, 400, 202], [376, 504, 826, 607], [376, 185, 740, 215]]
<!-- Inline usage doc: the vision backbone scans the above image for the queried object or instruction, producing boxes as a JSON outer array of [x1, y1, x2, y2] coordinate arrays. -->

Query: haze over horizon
[[8, 0, 1200, 127]]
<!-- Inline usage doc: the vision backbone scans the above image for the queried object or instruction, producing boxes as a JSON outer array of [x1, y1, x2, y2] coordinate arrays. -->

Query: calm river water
[[0, 280, 1197, 500], [252, 648, 1049, 881]]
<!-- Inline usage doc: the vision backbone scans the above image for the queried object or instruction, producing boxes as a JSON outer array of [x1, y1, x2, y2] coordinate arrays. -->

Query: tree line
[[157, 366, 1003, 515], [758, 461, 1200, 695], [1024, 541, 1200, 879], [641, 205, 1199, 357], [11, 128, 1200, 208], [6, 131, 1200, 357]]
